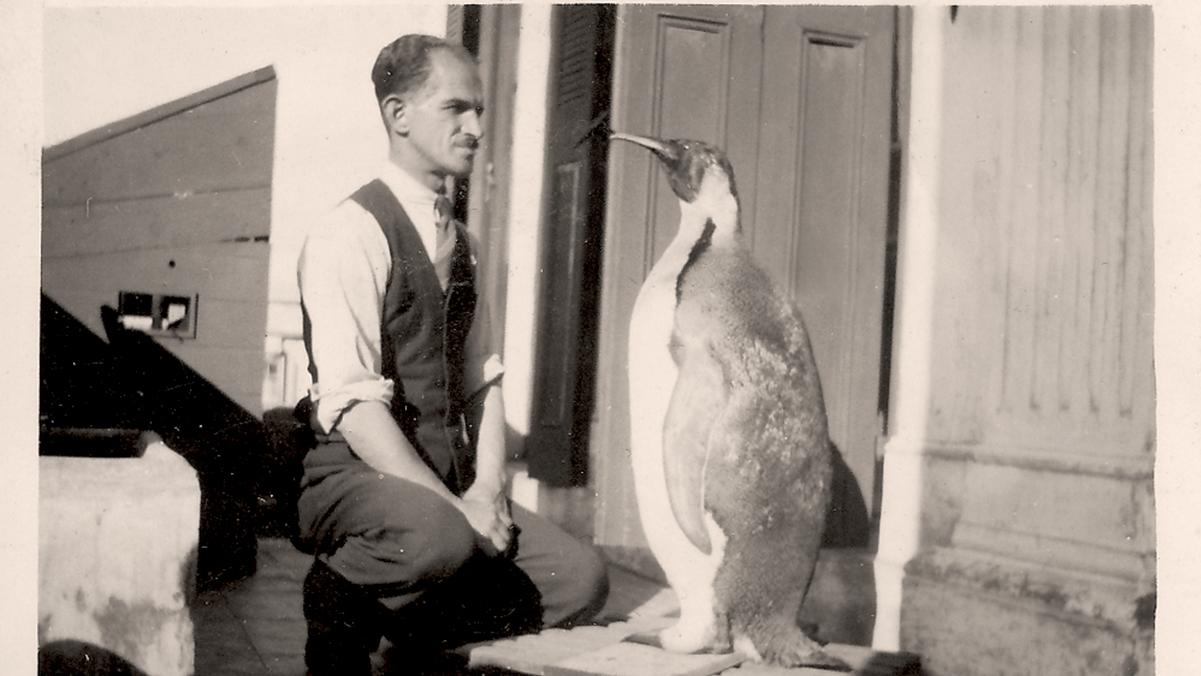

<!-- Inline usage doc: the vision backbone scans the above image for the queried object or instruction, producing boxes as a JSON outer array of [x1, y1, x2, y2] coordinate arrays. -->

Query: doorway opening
[[521, 6, 907, 554]]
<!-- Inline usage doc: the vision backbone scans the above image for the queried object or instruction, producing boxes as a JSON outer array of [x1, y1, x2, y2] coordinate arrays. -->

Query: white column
[[501, 5, 554, 459], [872, 5, 945, 652]]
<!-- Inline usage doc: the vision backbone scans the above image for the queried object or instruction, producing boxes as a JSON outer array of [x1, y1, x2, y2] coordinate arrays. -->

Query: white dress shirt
[[298, 161, 503, 434]]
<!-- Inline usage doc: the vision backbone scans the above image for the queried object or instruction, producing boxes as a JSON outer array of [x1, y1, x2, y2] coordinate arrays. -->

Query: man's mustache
[[455, 136, 480, 149]]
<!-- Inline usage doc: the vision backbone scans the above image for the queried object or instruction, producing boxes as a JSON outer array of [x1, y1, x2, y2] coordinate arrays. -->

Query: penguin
[[612, 131, 848, 670]]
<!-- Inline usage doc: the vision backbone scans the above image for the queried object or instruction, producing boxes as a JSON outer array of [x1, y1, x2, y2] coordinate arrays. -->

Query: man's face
[[399, 50, 485, 179]]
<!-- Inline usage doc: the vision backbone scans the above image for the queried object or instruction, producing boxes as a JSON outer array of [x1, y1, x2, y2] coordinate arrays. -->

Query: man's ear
[[381, 93, 408, 136]]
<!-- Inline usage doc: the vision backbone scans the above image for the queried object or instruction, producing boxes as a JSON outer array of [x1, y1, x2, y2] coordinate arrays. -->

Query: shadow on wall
[[39, 640, 150, 676], [800, 443, 877, 646], [823, 443, 872, 549], [39, 294, 260, 589]]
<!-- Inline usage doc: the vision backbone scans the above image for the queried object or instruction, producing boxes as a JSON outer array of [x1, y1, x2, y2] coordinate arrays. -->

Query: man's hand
[[459, 481, 514, 557]]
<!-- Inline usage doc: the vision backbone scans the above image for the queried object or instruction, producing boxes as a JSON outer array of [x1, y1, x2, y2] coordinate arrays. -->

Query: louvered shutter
[[526, 5, 615, 487]]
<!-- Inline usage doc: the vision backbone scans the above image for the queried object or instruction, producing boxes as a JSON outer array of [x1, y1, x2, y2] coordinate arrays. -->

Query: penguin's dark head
[[610, 132, 738, 205]]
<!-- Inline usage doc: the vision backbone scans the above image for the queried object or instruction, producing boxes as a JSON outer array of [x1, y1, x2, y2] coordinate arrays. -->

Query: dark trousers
[[296, 441, 609, 652]]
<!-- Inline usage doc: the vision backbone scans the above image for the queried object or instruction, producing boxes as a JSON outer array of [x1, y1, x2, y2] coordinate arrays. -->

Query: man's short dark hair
[[371, 34, 476, 103]]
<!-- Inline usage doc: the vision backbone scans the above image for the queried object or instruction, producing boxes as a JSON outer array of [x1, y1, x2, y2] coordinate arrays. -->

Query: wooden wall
[[888, 7, 1154, 674], [42, 69, 278, 416]]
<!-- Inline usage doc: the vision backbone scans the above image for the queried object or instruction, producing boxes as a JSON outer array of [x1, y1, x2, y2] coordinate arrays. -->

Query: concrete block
[[39, 434, 200, 676], [901, 547, 1152, 676]]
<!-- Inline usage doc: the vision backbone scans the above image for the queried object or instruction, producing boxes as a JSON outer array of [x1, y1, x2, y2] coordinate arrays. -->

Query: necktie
[[434, 193, 454, 290], [434, 193, 453, 249]]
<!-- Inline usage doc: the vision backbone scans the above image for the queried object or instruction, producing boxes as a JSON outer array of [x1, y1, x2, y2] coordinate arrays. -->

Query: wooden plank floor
[[193, 537, 919, 675]]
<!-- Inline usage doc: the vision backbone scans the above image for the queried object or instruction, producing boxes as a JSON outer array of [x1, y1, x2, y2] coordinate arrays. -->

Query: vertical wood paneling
[[1094, 8, 1132, 416], [1030, 7, 1070, 416], [989, 9, 1018, 422], [792, 35, 865, 463], [941, 5, 1154, 452], [994, 7, 1032, 415], [937, 6, 998, 440], [752, 18, 802, 275], [1121, 7, 1153, 422], [1064, 7, 1100, 413]]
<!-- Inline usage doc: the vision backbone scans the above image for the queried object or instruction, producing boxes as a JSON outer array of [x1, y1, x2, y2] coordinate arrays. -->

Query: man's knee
[[391, 486, 475, 582], [323, 477, 477, 588]]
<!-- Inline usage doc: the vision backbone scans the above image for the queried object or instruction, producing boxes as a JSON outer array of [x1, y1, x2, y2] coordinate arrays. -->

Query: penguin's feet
[[658, 615, 719, 655], [758, 630, 851, 672], [784, 647, 851, 672]]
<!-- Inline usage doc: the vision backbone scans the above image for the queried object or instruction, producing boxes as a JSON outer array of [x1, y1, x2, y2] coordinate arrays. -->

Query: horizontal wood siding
[[42, 187, 272, 257], [43, 79, 276, 207], [42, 73, 278, 415]]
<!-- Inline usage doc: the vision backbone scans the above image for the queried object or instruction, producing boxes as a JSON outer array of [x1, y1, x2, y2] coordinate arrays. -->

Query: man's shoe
[[303, 558, 381, 676]]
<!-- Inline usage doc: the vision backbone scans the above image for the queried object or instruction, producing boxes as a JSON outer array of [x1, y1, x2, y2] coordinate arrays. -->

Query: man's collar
[[379, 161, 447, 202]]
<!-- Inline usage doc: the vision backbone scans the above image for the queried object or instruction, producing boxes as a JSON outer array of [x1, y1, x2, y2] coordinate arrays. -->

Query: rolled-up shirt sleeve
[[298, 202, 394, 434]]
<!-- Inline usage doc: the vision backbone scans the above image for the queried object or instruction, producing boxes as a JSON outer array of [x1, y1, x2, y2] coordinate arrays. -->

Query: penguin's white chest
[[627, 240, 715, 563], [628, 249, 685, 467], [627, 233, 730, 653]]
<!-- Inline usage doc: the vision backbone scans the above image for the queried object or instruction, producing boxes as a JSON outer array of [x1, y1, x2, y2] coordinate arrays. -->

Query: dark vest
[[302, 179, 478, 494]]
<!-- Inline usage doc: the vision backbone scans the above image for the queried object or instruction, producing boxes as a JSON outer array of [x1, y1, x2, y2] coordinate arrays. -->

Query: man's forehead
[[424, 50, 483, 98]]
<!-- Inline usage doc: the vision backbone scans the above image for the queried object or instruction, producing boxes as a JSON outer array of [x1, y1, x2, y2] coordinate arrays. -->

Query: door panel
[[756, 7, 896, 538], [613, 6, 764, 274], [594, 5, 893, 551], [594, 4, 765, 550]]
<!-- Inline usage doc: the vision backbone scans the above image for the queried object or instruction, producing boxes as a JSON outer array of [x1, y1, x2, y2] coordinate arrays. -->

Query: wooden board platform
[[196, 538, 919, 675], [546, 642, 746, 676], [453, 561, 921, 675], [459, 606, 920, 676]]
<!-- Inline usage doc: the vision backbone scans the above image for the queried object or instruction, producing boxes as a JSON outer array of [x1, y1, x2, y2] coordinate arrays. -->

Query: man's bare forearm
[[470, 383, 508, 495], [337, 400, 458, 502], [339, 398, 510, 554]]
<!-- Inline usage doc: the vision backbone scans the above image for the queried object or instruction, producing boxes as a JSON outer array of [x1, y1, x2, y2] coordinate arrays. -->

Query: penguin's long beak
[[609, 131, 670, 155]]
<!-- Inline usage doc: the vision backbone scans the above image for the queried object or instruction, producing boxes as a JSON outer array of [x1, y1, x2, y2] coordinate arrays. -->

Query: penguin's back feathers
[[663, 236, 832, 557]]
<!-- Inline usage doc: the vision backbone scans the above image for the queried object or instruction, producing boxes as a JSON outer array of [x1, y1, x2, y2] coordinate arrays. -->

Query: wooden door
[[593, 5, 895, 556], [755, 6, 895, 543]]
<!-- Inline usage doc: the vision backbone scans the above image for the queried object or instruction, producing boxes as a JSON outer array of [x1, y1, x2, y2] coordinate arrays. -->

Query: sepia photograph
[[8, 1, 1200, 674]]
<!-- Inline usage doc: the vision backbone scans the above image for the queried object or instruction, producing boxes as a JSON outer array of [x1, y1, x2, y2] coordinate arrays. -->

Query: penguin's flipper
[[662, 337, 727, 555]]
